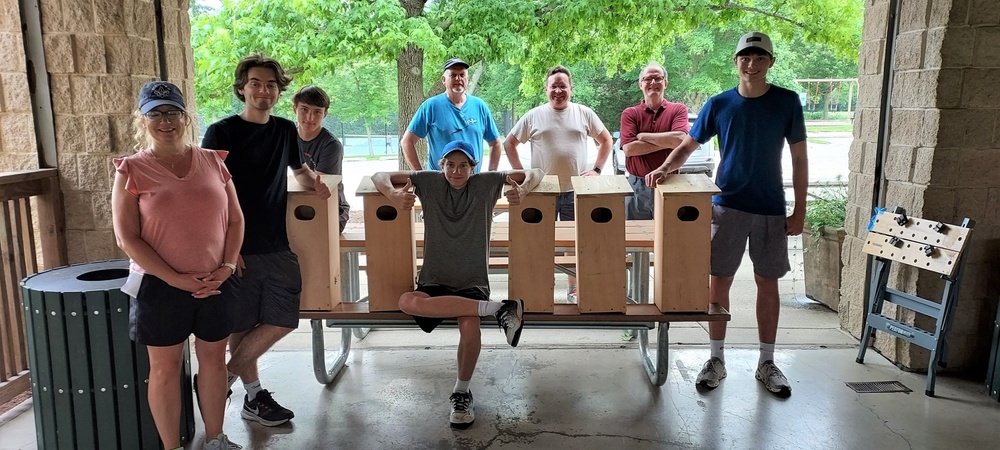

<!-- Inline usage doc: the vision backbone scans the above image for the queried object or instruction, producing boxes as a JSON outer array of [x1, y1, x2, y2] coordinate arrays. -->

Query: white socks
[[453, 378, 471, 393], [478, 301, 502, 316], [759, 343, 775, 365], [710, 339, 725, 362], [244, 379, 262, 401]]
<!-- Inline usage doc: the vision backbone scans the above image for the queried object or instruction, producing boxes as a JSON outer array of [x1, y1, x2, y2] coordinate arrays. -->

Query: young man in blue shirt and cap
[[646, 31, 808, 398]]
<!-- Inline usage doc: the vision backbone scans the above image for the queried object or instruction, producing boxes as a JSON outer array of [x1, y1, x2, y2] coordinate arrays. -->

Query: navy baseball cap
[[443, 58, 470, 71], [138, 81, 185, 113], [442, 140, 477, 164]]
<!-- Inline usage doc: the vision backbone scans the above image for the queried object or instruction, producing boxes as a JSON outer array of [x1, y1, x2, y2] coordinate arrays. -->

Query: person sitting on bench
[[372, 139, 543, 429]]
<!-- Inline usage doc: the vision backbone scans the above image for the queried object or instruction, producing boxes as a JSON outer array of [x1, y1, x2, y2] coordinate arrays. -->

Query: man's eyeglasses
[[641, 76, 665, 84], [144, 110, 185, 121]]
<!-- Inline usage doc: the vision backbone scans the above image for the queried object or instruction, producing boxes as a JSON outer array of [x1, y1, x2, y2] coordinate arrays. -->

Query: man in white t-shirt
[[503, 65, 613, 301]]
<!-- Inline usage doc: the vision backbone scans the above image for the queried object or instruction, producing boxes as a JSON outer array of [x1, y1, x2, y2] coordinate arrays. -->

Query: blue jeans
[[556, 192, 575, 221]]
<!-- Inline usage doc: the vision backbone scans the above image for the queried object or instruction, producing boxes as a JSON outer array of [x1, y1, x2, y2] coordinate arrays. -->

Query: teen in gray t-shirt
[[372, 139, 542, 429]]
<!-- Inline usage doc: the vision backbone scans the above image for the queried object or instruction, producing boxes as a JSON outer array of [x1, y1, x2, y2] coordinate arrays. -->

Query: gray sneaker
[[204, 432, 242, 450], [449, 390, 475, 429], [495, 299, 524, 347], [756, 360, 791, 397], [696, 357, 727, 389]]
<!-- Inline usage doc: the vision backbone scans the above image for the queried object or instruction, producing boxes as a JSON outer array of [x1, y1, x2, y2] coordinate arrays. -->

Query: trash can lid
[[21, 260, 130, 293]]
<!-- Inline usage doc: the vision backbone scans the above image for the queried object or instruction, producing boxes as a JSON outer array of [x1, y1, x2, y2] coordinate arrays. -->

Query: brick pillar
[[842, 0, 1000, 370], [37, 0, 196, 263], [0, 0, 39, 169]]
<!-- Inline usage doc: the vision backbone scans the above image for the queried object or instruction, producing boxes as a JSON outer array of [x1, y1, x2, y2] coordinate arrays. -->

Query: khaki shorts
[[710, 204, 790, 279]]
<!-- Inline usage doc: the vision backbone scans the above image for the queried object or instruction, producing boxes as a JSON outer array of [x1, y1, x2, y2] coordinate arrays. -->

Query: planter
[[803, 227, 846, 310]]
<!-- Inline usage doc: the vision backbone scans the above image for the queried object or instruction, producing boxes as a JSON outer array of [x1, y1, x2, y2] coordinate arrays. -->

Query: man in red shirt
[[619, 63, 690, 219]]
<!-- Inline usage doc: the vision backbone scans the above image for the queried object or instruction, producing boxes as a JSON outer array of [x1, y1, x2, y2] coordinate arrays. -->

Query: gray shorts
[[711, 204, 790, 279], [223, 250, 302, 332], [625, 175, 654, 220]]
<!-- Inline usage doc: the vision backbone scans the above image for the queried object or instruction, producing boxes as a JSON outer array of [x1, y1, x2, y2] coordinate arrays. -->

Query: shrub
[[804, 182, 847, 248]]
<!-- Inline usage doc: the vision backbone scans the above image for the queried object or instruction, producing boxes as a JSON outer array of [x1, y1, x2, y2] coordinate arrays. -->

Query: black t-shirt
[[202, 114, 303, 254]]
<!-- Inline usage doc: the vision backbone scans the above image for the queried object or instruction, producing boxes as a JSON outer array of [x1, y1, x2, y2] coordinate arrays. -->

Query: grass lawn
[[807, 125, 854, 133], [808, 138, 831, 145]]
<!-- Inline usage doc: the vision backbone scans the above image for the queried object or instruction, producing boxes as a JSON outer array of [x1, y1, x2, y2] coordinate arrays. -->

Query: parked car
[[611, 113, 715, 178]]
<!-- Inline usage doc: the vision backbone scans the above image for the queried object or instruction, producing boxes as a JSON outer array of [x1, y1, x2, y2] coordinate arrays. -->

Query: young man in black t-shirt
[[202, 54, 331, 427], [292, 85, 350, 232]]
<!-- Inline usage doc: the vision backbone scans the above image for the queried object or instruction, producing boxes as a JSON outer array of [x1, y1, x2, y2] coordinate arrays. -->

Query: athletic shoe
[[567, 287, 578, 304], [241, 390, 294, 426], [495, 299, 524, 347], [449, 390, 475, 429], [756, 360, 792, 397], [192, 374, 233, 405], [695, 357, 728, 389], [203, 432, 242, 450]]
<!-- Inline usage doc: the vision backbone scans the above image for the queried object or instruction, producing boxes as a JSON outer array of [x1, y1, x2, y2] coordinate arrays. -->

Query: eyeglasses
[[144, 110, 185, 121], [641, 76, 665, 84]]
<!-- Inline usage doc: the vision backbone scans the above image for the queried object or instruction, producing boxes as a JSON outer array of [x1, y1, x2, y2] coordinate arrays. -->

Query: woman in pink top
[[111, 81, 244, 450]]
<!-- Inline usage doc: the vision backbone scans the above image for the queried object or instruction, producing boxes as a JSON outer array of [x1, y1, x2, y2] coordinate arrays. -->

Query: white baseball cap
[[735, 31, 773, 56]]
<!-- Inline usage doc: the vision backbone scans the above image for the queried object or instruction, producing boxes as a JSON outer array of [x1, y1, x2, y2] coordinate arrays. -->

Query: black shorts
[[129, 274, 235, 347], [223, 251, 302, 333], [412, 284, 489, 333]]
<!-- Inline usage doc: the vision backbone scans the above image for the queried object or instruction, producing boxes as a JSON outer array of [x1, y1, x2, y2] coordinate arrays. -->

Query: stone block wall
[[0, 0, 39, 170], [29, 0, 196, 263], [842, 0, 1000, 370]]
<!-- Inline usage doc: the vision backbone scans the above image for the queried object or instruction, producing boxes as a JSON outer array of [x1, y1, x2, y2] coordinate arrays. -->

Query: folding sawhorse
[[856, 207, 974, 396]]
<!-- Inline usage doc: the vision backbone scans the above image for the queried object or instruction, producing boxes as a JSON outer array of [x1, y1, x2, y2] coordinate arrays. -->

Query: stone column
[[0, 0, 39, 169], [37, 0, 196, 263], [842, 0, 1000, 370]]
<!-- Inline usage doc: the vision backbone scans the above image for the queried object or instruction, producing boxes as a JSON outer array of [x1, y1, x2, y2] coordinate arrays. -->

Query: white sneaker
[[696, 357, 727, 389], [756, 360, 792, 397], [204, 432, 242, 450], [495, 299, 524, 347], [449, 390, 475, 429]]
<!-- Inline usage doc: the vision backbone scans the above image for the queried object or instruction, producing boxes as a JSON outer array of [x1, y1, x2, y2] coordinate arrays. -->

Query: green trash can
[[21, 260, 195, 450]]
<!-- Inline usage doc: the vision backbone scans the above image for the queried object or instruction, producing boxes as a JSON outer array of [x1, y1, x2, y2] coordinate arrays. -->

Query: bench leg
[[638, 323, 670, 386], [311, 320, 352, 385]]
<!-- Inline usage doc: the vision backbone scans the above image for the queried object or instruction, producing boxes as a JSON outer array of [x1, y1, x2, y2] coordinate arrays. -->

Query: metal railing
[[0, 168, 66, 405]]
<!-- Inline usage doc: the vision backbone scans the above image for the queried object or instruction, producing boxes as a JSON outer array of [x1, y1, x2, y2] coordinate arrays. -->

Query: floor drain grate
[[845, 381, 912, 394]]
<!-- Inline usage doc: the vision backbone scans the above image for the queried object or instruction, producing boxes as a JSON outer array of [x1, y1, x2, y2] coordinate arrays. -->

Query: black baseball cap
[[443, 58, 470, 71]]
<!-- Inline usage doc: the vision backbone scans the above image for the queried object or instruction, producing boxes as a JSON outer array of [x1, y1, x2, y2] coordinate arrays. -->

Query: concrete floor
[[3, 238, 1000, 449]]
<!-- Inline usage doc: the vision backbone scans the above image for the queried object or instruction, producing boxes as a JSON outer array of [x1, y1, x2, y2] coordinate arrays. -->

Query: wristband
[[593, 166, 602, 174], [221, 262, 237, 272]]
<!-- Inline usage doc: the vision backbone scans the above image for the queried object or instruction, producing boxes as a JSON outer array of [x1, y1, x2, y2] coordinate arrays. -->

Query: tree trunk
[[365, 122, 374, 158], [396, 0, 428, 170]]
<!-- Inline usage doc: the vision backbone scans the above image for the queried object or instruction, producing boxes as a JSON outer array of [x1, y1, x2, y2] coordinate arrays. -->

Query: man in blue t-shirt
[[645, 32, 808, 398], [400, 58, 502, 173]]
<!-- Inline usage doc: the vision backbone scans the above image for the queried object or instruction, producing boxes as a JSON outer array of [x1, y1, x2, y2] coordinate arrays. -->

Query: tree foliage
[[190, 0, 864, 147]]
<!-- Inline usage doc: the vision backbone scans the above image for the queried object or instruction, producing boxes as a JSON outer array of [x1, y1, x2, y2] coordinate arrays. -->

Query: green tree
[[318, 60, 398, 157], [191, 0, 863, 165]]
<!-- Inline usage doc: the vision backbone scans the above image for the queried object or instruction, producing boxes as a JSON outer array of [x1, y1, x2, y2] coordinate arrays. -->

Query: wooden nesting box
[[508, 175, 561, 312], [356, 176, 416, 311], [287, 175, 342, 311], [571, 176, 634, 313], [654, 174, 720, 312]]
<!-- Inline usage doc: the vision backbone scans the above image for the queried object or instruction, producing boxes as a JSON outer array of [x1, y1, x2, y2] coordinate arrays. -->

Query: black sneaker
[[449, 390, 475, 429], [241, 390, 294, 426], [495, 299, 524, 347], [192, 374, 233, 405]]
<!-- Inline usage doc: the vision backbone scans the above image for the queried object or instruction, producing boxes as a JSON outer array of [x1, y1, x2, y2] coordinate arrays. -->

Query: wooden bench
[[305, 220, 730, 388]]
